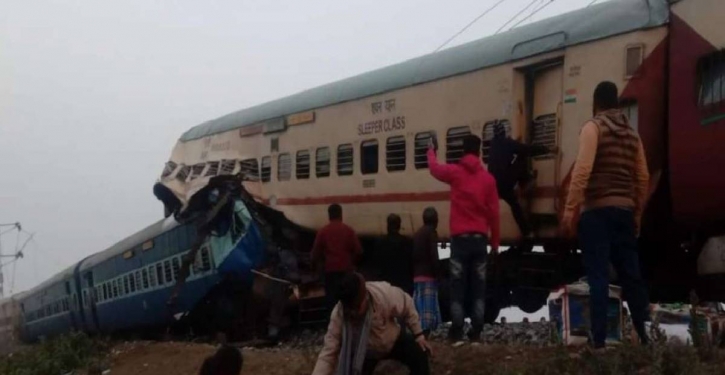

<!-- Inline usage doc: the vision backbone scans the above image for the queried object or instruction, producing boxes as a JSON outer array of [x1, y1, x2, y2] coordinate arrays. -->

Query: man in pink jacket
[[427, 134, 500, 342]]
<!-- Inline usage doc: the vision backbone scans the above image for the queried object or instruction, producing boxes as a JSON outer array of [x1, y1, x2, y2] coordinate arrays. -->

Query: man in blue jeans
[[427, 135, 500, 342], [561, 81, 650, 347]]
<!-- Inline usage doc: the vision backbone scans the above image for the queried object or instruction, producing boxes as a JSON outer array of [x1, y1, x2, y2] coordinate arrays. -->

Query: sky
[[0, 0, 603, 295]]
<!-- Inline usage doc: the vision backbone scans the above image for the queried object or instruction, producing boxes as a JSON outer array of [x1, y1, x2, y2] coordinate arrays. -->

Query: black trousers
[[324, 272, 346, 312], [498, 188, 531, 236], [362, 333, 430, 375]]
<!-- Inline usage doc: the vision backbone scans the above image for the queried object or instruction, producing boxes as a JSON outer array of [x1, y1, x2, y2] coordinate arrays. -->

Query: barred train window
[[414, 132, 434, 169], [296, 150, 310, 179], [176, 165, 190, 182], [201, 248, 212, 271], [698, 51, 725, 108], [337, 144, 353, 176], [172, 257, 181, 281], [156, 263, 164, 285], [261, 157, 271, 183], [148, 266, 157, 287], [129, 272, 136, 292], [278, 153, 291, 181], [361, 140, 379, 175], [164, 260, 173, 283], [316, 147, 330, 178], [124, 276, 130, 295], [142, 269, 149, 289], [135, 271, 142, 291], [220, 159, 236, 175], [446, 126, 471, 163], [190, 163, 206, 181], [240, 159, 259, 180], [161, 161, 178, 178], [531, 114, 557, 159], [204, 161, 219, 177], [386, 136, 406, 172], [481, 120, 511, 163]]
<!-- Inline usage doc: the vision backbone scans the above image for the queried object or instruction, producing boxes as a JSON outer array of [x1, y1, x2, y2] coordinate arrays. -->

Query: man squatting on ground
[[313, 272, 432, 375]]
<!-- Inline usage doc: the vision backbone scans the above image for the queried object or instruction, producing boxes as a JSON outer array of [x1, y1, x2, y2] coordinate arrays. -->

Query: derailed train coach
[[16, 189, 279, 342], [154, 0, 725, 322]]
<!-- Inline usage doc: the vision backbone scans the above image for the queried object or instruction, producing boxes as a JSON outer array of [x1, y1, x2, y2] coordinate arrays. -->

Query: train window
[[625, 44, 644, 78], [112, 281, 118, 298], [161, 161, 178, 179], [296, 150, 310, 179], [240, 159, 260, 181], [278, 153, 291, 181], [481, 120, 511, 163], [204, 161, 220, 177], [316, 147, 330, 178], [446, 126, 471, 163], [189, 163, 206, 181], [200, 248, 211, 272], [129, 273, 136, 293], [698, 51, 725, 107], [54, 302, 60, 314], [220, 159, 237, 175], [531, 114, 557, 159], [124, 276, 130, 295], [386, 136, 406, 172], [164, 260, 173, 283], [102, 284, 108, 301], [414, 132, 434, 169], [148, 266, 157, 287], [142, 269, 150, 289], [135, 271, 142, 291], [82, 290, 88, 308], [360, 140, 379, 175], [172, 258, 181, 280], [337, 144, 353, 176], [261, 156, 272, 182], [157, 263, 165, 285], [63, 298, 69, 311], [176, 165, 191, 182], [47, 304, 52, 316]]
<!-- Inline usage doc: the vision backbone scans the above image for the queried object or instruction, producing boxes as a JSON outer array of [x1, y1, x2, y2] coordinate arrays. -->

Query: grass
[[0, 332, 109, 375]]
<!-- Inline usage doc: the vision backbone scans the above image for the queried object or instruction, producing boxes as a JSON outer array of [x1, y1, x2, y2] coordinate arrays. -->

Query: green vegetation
[[0, 332, 109, 375]]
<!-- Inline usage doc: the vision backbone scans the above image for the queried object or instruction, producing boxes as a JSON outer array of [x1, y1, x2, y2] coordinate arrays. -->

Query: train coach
[[17, 198, 267, 342], [153, 0, 725, 315]]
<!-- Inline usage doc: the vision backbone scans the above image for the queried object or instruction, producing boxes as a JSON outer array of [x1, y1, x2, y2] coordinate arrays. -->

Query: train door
[[524, 61, 563, 231], [83, 272, 101, 333]]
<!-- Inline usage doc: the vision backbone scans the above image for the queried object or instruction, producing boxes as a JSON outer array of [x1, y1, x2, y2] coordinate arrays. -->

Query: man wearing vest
[[561, 81, 650, 348]]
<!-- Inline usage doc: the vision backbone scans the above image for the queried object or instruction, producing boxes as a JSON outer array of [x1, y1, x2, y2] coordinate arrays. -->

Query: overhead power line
[[433, 0, 511, 53], [495, 0, 540, 34], [587, 0, 600, 6], [507, 0, 557, 31]]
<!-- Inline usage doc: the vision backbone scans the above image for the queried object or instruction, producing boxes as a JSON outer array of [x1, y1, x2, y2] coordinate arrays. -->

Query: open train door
[[524, 60, 563, 233]]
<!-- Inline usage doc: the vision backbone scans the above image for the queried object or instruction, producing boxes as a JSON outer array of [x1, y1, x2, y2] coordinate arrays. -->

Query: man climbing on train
[[312, 204, 364, 312], [561, 81, 650, 348], [427, 134, 500, 343], [312, 272, 432, 375], [488, 122, 553, 242]]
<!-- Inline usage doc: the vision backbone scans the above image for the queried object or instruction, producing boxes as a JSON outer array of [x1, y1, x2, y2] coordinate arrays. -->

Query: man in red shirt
[[427, 135, 500, 343], [312, 204, 364, 311]]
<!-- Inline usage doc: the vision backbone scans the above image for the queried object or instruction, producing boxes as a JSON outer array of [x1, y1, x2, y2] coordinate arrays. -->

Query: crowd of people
[[198, 81, 652, 375], [306, 81, 651, 375]]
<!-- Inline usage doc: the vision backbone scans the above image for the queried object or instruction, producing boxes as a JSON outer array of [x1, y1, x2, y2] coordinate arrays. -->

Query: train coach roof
[[179, 0, 669, 142], [21, 264, 77, 299], [79, 217, 179, 271]]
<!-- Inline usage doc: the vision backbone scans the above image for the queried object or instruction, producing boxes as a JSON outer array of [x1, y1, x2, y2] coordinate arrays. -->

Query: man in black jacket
[[488, 122, 552, 239], [373, 214, 414, 295]]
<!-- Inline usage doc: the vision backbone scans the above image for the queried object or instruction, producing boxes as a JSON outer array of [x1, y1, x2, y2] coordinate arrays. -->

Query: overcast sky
[[0, 0, 600, 294]]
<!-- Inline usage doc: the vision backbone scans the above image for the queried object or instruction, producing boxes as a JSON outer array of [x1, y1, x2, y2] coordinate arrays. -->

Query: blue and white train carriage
[[19, 199, 264, 341]]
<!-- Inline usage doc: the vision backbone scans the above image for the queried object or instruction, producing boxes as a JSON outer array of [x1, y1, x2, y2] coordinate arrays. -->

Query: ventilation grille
[[531, 114, 557, 159]]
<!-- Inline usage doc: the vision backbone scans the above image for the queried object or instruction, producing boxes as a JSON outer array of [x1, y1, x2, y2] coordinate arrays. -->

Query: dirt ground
[[104, 341, 592, 375]]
